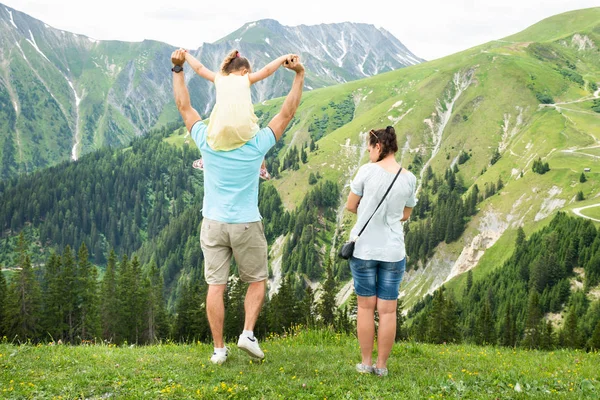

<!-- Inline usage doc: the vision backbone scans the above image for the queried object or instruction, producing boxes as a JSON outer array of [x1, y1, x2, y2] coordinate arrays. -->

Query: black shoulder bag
[[338, 167, 402, 259]]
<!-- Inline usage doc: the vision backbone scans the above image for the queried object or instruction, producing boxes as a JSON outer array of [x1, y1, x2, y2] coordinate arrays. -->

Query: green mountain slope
[[253, 7, 600, 308], [0, 5, 421, 180], [1, 7, 599, 322]]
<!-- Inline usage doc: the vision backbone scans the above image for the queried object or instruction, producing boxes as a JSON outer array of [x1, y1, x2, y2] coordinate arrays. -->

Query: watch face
[[172, 65, 183, 72]]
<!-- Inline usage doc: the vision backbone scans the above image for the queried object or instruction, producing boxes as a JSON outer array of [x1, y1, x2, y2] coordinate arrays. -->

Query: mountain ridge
[[0, 3, 421, 178]]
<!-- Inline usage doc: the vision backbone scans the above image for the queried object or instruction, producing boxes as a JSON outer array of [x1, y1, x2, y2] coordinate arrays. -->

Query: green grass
[[580, 205, 600, 220], [504, 7, 600, 42], [2, 329, 600, 399]]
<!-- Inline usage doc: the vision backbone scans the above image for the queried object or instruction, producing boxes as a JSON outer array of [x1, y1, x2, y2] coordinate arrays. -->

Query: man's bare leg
[[206, 284, 226, 348], [244, 280, 266, 331]]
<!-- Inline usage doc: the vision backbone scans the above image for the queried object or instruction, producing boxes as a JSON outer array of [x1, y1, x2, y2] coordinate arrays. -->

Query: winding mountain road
[[572, 203, 600, 222]]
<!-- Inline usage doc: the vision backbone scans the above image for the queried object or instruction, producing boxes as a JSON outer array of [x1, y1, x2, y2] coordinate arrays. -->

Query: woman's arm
[[346, 192, 362, 214], [249, 54, 293, 85], [401, 206, 413, 222], [185, 52, 216, 82]]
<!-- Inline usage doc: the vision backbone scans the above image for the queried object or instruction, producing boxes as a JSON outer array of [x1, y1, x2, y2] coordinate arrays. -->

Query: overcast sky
[[3, 0, 599, 60]]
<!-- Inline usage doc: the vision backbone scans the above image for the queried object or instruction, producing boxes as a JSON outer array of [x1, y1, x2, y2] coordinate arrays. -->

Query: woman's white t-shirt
[[349, 163, 418, 262]]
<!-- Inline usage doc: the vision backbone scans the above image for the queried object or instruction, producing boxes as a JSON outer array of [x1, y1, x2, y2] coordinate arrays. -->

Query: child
[[186, 49, 295, 180]]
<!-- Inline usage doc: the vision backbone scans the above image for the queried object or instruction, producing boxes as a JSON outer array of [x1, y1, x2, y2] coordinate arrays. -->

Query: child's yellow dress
[[206, 73, 260, 151]]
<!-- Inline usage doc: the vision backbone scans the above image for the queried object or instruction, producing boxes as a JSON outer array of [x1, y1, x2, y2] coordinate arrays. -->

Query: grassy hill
[[231, 7, 600, 309], [1, 329, 599, 399]]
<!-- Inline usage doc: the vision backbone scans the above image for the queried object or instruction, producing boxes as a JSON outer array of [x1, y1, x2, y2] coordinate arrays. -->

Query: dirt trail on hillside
[[572, 204, 600, 223]]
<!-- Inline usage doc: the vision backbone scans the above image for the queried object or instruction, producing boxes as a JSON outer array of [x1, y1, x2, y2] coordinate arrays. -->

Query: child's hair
[[368, 126, 398, 161], [221, 49, 251, 75]]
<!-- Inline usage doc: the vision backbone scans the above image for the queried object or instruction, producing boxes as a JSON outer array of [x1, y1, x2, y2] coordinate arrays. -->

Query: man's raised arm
[[172, 49, 202, 133], [268, 56, 305, 141]]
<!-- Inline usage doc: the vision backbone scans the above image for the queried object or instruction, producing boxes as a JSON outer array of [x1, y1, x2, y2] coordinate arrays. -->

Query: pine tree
[[476, 299, 496, 345], [523, 290, 542, 349], [100, 250, 119, 341], [501, 303, 517, 347], [61, 246, 77, 343], [77, 243, 100, 342], [396, 298, 406, 341], [128, 256, 145, 344], [318, 261, 337, 326], [42, 252, 65, 341], [116, 254, 131, 343], [143, 258, 169, 343], [464, 270, 473, 297], [268, 274, 297, 333], [443, 294, 461, 343], [299, 285, 316, 328], [224, 276, 246, 340], [562, 309, 582, 349], [540, 320, 554, 350], [580, 173, 587, 183], [173, 279, 195, 341], [497, 176, 504, 191], [5, 254, 42, 341], [428, 288, 448, 344]]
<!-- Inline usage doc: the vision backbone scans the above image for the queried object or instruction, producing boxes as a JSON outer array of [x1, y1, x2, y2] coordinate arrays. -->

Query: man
[[171, 49, 304, 364]]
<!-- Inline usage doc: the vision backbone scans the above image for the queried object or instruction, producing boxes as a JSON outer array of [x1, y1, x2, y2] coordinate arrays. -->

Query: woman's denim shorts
[[349, 257, 406, 300]]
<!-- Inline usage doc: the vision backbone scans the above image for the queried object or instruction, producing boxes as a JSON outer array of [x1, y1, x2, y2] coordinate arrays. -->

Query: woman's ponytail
[[368, 126, 399, 161]]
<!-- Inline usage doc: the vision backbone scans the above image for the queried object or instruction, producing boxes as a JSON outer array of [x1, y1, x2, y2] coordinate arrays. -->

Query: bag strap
[[356, 167, 402, 238]]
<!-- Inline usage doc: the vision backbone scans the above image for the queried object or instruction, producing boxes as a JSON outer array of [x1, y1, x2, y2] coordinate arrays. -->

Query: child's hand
[[283, 55, 302, 71], [281, 54, 296, 65]]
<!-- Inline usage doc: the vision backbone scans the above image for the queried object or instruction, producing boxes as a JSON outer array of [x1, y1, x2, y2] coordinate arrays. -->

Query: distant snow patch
[[264, 52, 270, 57], [88, 37, 99, 43], [6, 8, 17, 29], [15, 41, 27, 61], [25, 30, 51, 62], [358, 53, 369, 76], [336, 31, 347, 67], [318, 40, 336, 60], [265, 37, 270, 45]]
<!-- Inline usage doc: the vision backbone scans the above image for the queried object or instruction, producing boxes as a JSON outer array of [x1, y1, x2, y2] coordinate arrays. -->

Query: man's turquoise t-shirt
[[190, 121, 276, 223]]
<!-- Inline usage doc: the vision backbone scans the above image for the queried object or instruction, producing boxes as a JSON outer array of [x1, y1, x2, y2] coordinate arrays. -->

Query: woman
[[346, 126, 417, 376]]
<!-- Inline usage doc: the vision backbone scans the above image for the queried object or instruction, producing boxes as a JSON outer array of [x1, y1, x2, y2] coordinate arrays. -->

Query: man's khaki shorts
[[200, 218, 268, 285]]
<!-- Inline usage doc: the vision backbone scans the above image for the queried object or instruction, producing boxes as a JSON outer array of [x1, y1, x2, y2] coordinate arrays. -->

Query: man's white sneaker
[[237, 335, 264, 359], [210, 348, 228, 365]]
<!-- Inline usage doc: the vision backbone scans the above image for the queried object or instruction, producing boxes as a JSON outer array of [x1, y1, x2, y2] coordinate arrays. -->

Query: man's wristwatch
[[171, 65, 184, 73]]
